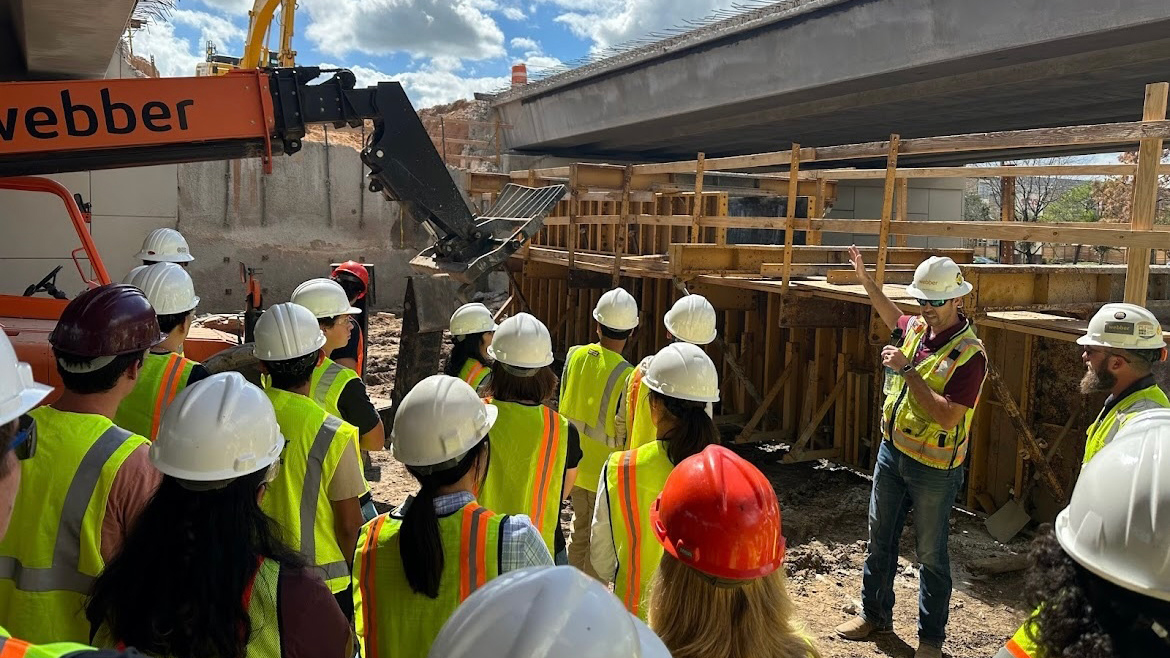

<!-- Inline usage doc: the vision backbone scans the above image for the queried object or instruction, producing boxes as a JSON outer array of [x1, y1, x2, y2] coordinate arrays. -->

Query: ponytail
[[443, 333, 489, 377], [652, 390, 720, 465], [399, 439, 489, 598]]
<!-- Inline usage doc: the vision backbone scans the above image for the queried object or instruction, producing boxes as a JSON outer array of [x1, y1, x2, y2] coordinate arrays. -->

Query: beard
[[1080, 361, 1117, 395]]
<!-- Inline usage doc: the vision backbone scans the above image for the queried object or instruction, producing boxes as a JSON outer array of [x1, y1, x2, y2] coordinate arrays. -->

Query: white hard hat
[[135, 228, 193, 263], [428, 566, 671, 658], [1055, 408, 1170, 601], [904, 256, 972, 301], [1076, 303, 1166, 351], [487, 312, 553, 369], [664, 294, 717, 345], [593, 287, 639, 331], [122, 262, 200, 315], [0, 332, 52, 427], [253, 303, 326, 361], [450, 303, 498, 338], [150, 372, 284, 483], [643, 342, 720, 403], [391, 375, 497, 471], [291, 278, 361, 319]]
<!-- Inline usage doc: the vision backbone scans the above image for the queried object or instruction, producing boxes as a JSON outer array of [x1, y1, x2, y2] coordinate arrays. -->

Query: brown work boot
[[915, 641, 943, 658], [835, 616, 890, 640]]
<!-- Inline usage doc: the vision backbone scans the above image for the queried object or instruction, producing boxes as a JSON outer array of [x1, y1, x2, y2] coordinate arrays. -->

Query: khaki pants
[[568, 486, 600, 580]]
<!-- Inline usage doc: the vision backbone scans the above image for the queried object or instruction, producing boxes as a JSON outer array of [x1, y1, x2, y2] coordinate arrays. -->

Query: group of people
[[0, 226, 1167, 658]]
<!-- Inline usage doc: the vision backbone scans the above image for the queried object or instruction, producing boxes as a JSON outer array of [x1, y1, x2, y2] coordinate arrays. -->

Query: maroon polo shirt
[[897, 314, 986, 409]]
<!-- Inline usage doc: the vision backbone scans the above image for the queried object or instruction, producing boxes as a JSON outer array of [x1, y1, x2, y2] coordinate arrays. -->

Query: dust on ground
[[358, 311, 1028, 658]]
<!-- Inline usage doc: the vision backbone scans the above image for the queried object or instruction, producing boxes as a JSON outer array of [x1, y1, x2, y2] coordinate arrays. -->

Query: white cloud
[[510, 37, 538, 51], [523, 54, 563, 71], [171, 9, 246, 50], [193, 0, 253, 12], [129, 20, 203, 77], [506, 37, 562, 72], [319, 60, 510, 107], [545, 0, 738, 49], [501, 6, 526, 20], [302, 0, 506, 61]]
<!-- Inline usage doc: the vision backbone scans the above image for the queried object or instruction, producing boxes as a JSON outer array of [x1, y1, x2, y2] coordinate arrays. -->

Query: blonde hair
[[647, 553, 821, 658]]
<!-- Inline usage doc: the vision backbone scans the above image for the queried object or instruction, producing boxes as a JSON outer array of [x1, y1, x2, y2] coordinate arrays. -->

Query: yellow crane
[[196, 0, 297, 76]]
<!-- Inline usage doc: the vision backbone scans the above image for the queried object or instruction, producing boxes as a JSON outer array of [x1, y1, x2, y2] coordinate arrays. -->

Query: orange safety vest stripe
[[1004, 638, 1031, 658], [627, 369, 643, 431], [615, 452, 642, 616], [150, 354, 187, 439], [0, 637, 30, 658], [464, 362, 485, 386], [527, 408, 560, 538], [359, 514, 387, 658], [458, 505, 494, 601]]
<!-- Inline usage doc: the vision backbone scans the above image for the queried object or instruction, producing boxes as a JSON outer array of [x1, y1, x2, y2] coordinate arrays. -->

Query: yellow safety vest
[[261, 387, 358, 594], [604, 441, 674, 620], [997, 609, 1043, 658], [458, 358, 491, 393], [354, 502, 504, 658], [113, 351, 198, 441], [478, 400, 569, 552], [310, 357, 360, 419], [1083, 383, 1169, 464], [0, 624, 96, 658], [94, 557, 282, 657], [560, 344, 633, 492], [0, 408, 148, 644], [881, 317, 985, 469], [625, 357, 657, 451]]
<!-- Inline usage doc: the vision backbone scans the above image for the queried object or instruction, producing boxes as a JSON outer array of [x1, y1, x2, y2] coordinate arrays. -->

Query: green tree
[[1042, 183, 1100, 223], [963, 191, 990, 222]]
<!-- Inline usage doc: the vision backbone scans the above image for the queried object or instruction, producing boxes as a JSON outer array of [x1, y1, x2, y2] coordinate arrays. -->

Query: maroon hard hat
[[49, 284, 164, 357]]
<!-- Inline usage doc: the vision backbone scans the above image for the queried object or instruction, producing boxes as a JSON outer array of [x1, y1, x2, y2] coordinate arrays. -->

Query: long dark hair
[[485, 365, 557, 404], [443, 333, 489, 377], [650, 389, 719, 465], [1022, 528, 1170, 658], [86, 470, 304, 658], [400, 438, 490, 598]]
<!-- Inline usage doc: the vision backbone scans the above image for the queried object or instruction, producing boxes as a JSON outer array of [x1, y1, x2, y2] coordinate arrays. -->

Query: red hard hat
[[650, 444, 785, 580], [331, 260, 369, 299], [49, 284, 164, 357]]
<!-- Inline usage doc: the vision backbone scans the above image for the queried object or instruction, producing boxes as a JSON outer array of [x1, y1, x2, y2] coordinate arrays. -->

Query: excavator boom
[[0, 67, 564, 284]]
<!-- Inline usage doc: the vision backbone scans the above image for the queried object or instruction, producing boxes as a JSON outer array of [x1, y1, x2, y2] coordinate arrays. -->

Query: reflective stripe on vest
[[626, 360, 657, 451], [311, 358, 359, 419], [354, 503, 504, 658], [881, 317, 985, 469], [458, 359, 490, 392], [478, 401, 568, 552], [0, 408, 147, 644], [606, 442, 673, 620], [1083, 383, 1170, 464], [261, 389, 355, 593], [0, 627, 96, 658], [560, 344, 633, 492], [996, 610, 1043, 658], [113, 352, 197, 441]]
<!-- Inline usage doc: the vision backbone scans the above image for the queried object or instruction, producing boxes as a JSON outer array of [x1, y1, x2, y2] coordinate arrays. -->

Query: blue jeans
[[862, 440, 964, 645]]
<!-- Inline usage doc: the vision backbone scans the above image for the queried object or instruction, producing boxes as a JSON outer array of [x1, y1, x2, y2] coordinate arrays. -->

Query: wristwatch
[[900, 363, 914, 373]]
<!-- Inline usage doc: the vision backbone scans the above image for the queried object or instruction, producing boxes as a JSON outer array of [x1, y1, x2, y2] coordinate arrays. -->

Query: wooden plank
[[1000, 174, 1017, 264], [817, 164, 1155, 179], [790, 219, 1170, 250], [673, 244, 973, 276], [1125, 82, 1169, 304], [689, 154, 706, 243], [567, 164, 579, 270], [777, 296, 865, 327], [686, 281, 758, 310], [783, 372, 849, 462], [809, 177, 827, 245], [874, 135, 902, 286], [735, 361, 796, 443], [781, 144, 802, 293], [894, 178, 908, 248], [612, 165, 632, 286], [826, 268, 915, 285], [986, 366, 1066, 502]]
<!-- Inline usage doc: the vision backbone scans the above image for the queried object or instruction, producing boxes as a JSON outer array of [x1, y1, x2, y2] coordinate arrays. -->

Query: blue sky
[[130, 0, 742, 107]]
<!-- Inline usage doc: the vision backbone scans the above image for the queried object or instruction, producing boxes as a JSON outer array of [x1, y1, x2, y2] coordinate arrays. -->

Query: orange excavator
[[0, 67, 565, 398]]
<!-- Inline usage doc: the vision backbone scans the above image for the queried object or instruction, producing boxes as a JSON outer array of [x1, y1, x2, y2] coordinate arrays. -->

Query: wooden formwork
[[476, 82, 1170, 521]]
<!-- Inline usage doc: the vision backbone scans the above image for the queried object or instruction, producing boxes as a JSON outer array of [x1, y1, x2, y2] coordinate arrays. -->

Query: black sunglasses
[[916, 298, 950, 308], [9, 414, 36, 461]]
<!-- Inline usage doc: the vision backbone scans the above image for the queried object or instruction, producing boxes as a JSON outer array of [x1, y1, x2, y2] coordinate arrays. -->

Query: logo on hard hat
[[1104, 321, 1135, 336], [1115, 311, 1127, 320], [1137, 322, 1158, 339], [955, 273, 963, 286]]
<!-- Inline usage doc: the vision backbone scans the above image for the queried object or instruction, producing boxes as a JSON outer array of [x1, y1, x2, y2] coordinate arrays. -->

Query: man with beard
[[837, 248, 987, 658], [1076, 303, 1168, 464]]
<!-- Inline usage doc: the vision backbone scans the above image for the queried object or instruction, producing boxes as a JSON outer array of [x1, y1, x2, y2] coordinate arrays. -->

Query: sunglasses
[[9, 415, 36, 461], [916, 298, 951, 308]]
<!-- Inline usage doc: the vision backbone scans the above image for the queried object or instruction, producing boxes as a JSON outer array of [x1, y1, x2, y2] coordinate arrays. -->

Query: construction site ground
[[361, 311, 1028, 658]]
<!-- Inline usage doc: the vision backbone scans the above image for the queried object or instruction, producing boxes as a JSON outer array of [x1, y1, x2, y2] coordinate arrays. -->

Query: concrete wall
[[824, 178, 964, 249]]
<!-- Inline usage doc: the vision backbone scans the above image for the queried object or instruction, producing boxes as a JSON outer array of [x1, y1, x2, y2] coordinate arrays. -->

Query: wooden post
[[1124, 82, 1169, 304], [874, 134, 901, 286], [808, 177, 827, 246], [689, 153, 706, 243], [780, 144, 801, 293], [999, 173, 1017, 265], [567, 164, 579, 271], [612, 165, 632, 286], [986, 366, 1066, 502], [894, 177, 908, 247]]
